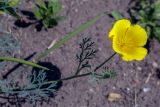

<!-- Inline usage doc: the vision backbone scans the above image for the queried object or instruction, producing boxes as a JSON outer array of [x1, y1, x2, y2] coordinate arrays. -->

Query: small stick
[[47, 39, 57, 49], [145, 73, 152, 83]]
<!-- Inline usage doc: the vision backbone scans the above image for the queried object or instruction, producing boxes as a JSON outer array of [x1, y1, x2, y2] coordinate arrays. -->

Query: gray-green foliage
[[0, 61, 6, 70], [0, 0, 20, 19], [129, 0, 160, 41], [0, 25, 50, 71], [0, 33, 20, 52], [0, 26, 56, 105], [0, 79, 17, 93], [18, 70, 57, 105], [0, 70, 57, 105], [89, 69, 116, 84], [0, 24, 20, 70], [33, 0, 64, 28]]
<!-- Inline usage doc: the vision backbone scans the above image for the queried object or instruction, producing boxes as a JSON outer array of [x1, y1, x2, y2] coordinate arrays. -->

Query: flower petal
[[109, 19, 148, 61], [112, 35, 124, 54], [125, 25, 148, 46], [121, 47, 147, 61], [109, 19, 131, 40]]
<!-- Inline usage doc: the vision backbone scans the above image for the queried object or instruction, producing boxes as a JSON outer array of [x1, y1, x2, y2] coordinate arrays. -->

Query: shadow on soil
[[3, 52, 37, 79], [0, 95, 25, 107], [14, 10, 58, 32], [33, 62, 62, 91]]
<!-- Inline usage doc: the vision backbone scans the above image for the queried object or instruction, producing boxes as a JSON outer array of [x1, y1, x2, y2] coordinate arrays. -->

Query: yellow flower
[[109, 19, 148, 61]]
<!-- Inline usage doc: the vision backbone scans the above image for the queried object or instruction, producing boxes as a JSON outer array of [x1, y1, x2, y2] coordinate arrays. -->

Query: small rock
[[62, 5, 65, 9], [98, 47, 102, 51], [112, 86, 116, 90], [107, 92, 121, 102], [89, 88, 94, 93], [142, 87, 150, 93], [126, 87, 130, 91], [74, 8, 78, 13], [157, 81, 160, 85], [123, 73, 127, 76], [152, 62, 158, 68], [137, 66, 142, 71]]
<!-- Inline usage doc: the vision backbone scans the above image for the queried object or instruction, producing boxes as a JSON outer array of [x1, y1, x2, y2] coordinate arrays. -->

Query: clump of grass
[[33, 0, 64, 29]]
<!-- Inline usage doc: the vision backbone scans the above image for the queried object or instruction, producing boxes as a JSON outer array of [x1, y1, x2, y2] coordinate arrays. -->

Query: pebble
[[137, 66, 142, 71], [142, 87, 150, 93], [74, 8, 78, 13], [112, 86, 116, 90], [62, 5, 66, 9], [107, 92, 121, 102], [152, 62, 158, 68], [123, 73, 127, 76], [126, 87, 130, 91], [89, 88, 94, 93]]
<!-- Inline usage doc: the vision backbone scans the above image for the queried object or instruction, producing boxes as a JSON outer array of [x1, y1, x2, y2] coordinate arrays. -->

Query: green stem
[[42, 52, 116, 84], [0, 52, 116, 93], [0, 57, 50, 71], [94, 52, 116, 71], [74, 59, 83, 75]]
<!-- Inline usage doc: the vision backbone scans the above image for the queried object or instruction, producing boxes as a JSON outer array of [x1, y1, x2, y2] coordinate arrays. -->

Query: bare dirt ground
[[1, 0, 160, 107]]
